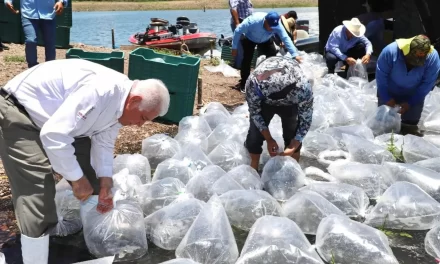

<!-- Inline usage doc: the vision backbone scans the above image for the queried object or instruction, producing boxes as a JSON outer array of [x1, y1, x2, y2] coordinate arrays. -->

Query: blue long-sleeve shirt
[[324, 25, 373, 61], [376, 41, 440, 106], [232, 12, 299, 58], [5, 0, 68, 20]]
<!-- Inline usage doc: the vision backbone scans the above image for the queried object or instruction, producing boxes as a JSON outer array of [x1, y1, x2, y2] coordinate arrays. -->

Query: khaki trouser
[[0, 96, 100, 238]]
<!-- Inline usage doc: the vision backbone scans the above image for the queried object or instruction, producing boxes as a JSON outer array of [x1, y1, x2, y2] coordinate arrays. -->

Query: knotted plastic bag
[[316, 214, 399, 264], [174, 129, 209, 154], [207, 119, 248, 153], [281, 190, 346, 235], [186, 165, 226, 202], [425, 224, 440, 259], [299, 181, 370, 218], [178, 116, 212, 138], [141, 134, 181, 170], [113, 154, 151, 184], [207, 141, 251, 172], [204, 59, 240, 78], [302, 131, 339, 158], [199, 102, 231, 131], [261, 156, 306, 201], [175, 195, 239, 264], [137, 177, 190, 216], [219, 190, 282, 231], [49, 179, 82, 237], [422, 109, 440, 133], [347, 58, 368, 80], [363, 105, 401, 136], [402, 134, 440, 163], [424, 134, 440, 148], [212, 165, 263, 196], [112, 168, 143, 199], [236, 215, 324, 264], [415, 157, 440, 173], [173, 145, 213, 171], [144, 198, 205, 250], [83, 191, 148, 261], [324, 125, 374, 149], [384, 162, 440, 202], [364, 181, 440, 230], [152, 158, 195, 185], [199, 102, 230, 117], [159, 259, 201, 264], [327, 161, 396, 199], [342, 133, 395, 164]]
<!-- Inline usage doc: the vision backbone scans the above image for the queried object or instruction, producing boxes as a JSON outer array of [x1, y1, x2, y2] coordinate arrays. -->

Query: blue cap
[[265, 11, 280, 28]]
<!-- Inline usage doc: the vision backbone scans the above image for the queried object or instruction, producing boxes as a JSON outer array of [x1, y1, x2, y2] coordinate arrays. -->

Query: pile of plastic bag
[[53, 51, 440, 264]]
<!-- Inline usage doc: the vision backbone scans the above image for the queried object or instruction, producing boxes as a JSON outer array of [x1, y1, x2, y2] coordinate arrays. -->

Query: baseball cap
[[265, 11, 280, 28]]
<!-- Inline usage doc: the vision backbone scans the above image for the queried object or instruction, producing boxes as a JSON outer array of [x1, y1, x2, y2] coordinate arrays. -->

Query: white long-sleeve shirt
[[3, 59, 133, 181]]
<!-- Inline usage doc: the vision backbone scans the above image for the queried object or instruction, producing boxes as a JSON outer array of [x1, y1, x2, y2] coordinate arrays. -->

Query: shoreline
[[72, 0, 318, 12]]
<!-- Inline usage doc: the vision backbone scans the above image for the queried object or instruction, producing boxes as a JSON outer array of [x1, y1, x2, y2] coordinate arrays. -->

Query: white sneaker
[[21, 234, 49, 264]]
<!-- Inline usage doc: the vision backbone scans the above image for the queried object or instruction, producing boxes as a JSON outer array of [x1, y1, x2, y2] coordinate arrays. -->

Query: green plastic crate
[[221, 45, 259, 68], [156, 92, 195, 124], [37, 26, 70, 48], [128, 48, 201, 94], [0, 0, 23, 44], [66, 49, 125, 73]]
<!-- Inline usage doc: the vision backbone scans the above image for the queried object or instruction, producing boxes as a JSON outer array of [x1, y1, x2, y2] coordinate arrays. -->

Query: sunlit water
[[70, 7, 319, 49]]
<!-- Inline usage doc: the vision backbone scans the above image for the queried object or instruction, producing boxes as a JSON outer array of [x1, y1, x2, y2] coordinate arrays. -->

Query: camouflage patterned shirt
[[245, 56, 313, 142]]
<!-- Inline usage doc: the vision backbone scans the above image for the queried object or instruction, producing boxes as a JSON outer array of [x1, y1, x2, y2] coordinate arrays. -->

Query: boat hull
[[129, 32, 217, 54]]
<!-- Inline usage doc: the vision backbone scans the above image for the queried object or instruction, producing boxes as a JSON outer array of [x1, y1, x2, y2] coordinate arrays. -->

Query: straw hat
[[281, 16, 296, 37], [342, 18, 366, 37]]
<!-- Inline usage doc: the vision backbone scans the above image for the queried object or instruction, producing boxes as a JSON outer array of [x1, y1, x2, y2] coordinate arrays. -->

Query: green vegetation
[[386, 131, 405, 163], [3, 55, 26, 63], [378, 214, 413, 239]]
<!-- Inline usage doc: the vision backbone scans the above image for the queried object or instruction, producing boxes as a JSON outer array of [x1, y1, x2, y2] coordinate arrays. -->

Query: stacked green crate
[[37, 4, 72, 48], [0, 0, 23, 44], [128, 48, 201, 124], [66, 48, 125, 73], [221, 45, 259, 68]]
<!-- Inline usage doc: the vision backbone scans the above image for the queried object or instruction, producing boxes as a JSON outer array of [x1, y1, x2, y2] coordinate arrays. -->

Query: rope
[[180, 41, 190, 55]]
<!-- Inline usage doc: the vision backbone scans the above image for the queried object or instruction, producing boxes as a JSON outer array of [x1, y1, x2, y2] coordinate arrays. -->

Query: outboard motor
[[188, 23, 199, 34], [168, 25, 178, 35]]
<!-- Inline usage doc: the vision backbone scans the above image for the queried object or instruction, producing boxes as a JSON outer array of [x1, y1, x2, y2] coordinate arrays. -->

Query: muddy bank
[[72, 0, 317, 12]]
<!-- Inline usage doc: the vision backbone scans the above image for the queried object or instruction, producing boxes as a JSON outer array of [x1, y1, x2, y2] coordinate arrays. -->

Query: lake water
[[70, 7, 319, 48]]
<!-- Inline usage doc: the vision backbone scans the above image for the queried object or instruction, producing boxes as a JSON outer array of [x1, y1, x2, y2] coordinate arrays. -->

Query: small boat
[[129, 17, 217, 54]]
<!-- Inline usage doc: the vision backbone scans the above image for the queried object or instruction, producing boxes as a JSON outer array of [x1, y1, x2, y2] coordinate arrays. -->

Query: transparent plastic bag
[[348, 76, 368, 89], [364, 181, 440, 230], [424, 134, 440, 148], [425, 224, 440, 259], [402, 134, 440, 163], [302, 131, 339, 158], [152, 158, 195, 185], [422, 109, 440, 133], [347, 59, 368, 80], [342, 133, 395, 164], [207, 141, 251, 172], [299, 181, 370, 218], [219, 190, 282, 231], [384, 162, 440, 202], [141, 134, 181, 170], [316, 214, 399, 264], [200, 110, 230, 131], [178, 116, 212, 137], [261, 156, 306, 201], [363, 105, 401, 136], [281, 190, 346, 235], [236, 215, 324, 264], [49, 184, 82, 237], [204, 59, 240, 78], [199, 102, 230, 117], [137, 177, 190, 216], [174, 129, 209, 154], [144, 198, 205, 250], [374, 133, 405, 153], [186, 165, 226, 202], [175, 195, 239, 264], [207, 120, 248, 153], [72, 257, 115, 264], [211, 165, 263, 196], [113, 154, 151, 184], [327, 161, 396, 199], [159, 259, 201, 264], [173, 145, 213, 171], [414, 157, 440, 173], [83, 191, 148, 261], [112, 168, 143, 199], [232, 103, 249, 118], [324, 125, 374, 149]]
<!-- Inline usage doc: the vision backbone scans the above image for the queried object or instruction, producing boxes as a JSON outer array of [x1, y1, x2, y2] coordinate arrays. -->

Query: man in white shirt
[[0, 58, 170, 264]]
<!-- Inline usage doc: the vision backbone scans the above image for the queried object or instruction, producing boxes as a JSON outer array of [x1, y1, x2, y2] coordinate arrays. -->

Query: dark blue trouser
[[21, 17, 56, 68], [377, 97, 425, 125], [325, 43, 366, 74]]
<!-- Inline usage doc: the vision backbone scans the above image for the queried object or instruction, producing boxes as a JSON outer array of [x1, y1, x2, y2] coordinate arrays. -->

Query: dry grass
[[72, 0, 317, 12]]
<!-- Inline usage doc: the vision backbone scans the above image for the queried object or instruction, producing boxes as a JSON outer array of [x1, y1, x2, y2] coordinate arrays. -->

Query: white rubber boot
[[21, 234, 49, 264]]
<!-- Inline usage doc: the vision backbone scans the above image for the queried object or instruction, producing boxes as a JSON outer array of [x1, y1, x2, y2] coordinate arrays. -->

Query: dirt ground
[[0, 43, 244, 245]]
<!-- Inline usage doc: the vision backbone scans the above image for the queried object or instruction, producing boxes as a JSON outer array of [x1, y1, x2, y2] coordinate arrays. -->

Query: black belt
[[0, 89, 28, 114]]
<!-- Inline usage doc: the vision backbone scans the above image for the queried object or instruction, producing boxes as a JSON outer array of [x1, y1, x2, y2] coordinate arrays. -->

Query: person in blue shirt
[[324, 18, 373, 74], [232, 11, 302, 93], [376, 35, 440, 135], [5, 0, 67, 68]]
